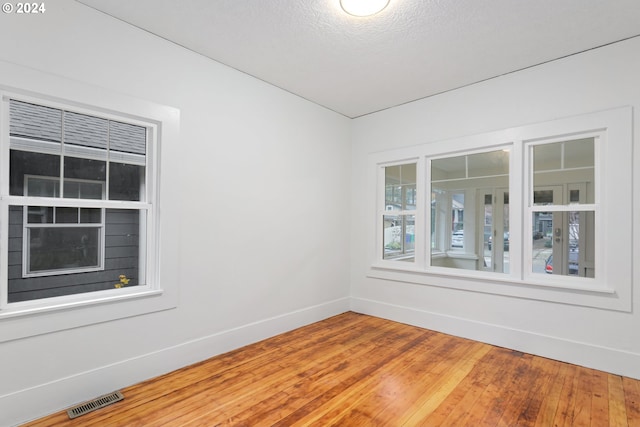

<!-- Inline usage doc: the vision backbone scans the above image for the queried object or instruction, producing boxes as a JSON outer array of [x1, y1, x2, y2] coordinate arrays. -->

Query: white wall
[[2, 2, 639, 425], [351, 37, 640, 379], [0, 1, 351, 425]]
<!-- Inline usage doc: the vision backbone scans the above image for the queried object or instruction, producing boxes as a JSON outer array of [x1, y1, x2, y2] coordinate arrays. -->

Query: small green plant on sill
[[114, 274, 130, 289]]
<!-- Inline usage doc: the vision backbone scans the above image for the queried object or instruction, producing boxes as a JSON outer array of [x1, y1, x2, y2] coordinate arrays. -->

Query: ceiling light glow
[[340, 0, 390, 17]]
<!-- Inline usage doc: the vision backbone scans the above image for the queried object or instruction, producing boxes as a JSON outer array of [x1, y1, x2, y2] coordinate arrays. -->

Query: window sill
[[0, 286, 173, 343], [368, 263, 624, 312], [1, 287, 162, 319]]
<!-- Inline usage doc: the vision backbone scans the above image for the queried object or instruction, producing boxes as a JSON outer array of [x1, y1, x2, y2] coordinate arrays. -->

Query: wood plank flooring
[[23, 312, 640, 426]]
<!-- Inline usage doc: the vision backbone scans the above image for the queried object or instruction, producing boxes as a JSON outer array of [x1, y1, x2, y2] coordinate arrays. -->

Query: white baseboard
[[350, 297, 640, 380], [6, 295, 638, 426], [1, 297, 350, 427]]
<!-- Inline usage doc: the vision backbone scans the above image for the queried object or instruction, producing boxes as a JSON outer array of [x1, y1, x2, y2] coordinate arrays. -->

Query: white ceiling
[[76, 0, 640, 118]]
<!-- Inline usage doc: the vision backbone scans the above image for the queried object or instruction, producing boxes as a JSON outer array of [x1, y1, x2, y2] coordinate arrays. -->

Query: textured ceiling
[[76, 0, 640, 118]]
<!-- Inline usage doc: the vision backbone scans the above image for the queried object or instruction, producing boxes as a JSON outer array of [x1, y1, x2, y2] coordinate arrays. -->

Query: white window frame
[[523, 133, 601, 286], [378, 159, 420, 263], [376, 157, 426, 269], [0, 61, 179, 342], [2, 92, 155, 307], [427, 147, 511, 263], [369, 107, 632, 312]]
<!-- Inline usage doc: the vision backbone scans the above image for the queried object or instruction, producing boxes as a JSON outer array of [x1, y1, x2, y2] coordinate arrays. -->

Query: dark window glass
[[29, 227, 100, 272], [109, 162, 143, 201], [64, 157, 106, 200], [10, 150, 60, 196], [80, 208, 102, 224], [27, 206, 54, 224], [56, 207, 79, 223]]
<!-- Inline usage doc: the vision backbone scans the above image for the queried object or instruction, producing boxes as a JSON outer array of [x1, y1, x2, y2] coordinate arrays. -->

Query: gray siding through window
[[109, 121, 146, 155], [64, 111, 109, 150], [8, 208, 140, 303], [9, 101, 62, 143], [9, 99, 146, 155]]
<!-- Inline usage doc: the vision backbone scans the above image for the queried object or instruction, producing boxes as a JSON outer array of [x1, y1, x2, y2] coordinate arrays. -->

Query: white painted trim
[[350, 297, 640, 380], [0, 297, 350, 427], [367, 106, 632, 311]]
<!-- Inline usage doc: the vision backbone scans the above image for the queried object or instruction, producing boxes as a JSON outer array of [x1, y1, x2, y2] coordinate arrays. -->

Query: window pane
[[468, 150, 509, 177], [533, 138, 594, 205], [10, 150, 60, 196], [110, 121, 146, 155], [564, 138, 595, 169], [8, 207, 144, 303], [64, 156, 106, 181], [81, 182, 103, 199], [61, 181, 104, 199], [480, 192, 510, 273], [27, 206, 54, 224], [64, 157, 105, 199], [29, 227, 100, 272], [105, 208, 142, 286], [384, 163, 416, 211], [532, 211, 595, 277], [451, 192, 464, 246], [533, 190, 554, 206], [383, 214, 415, 261], [80, 208, 102, 224], [482, 194, 493, 269], [64, 181, 79, 198], [55, 207, 79, 223], [533, 143, 561, 171], [432, 155, 465, 181], [63, 111, 108, 150], [503, 195, 510, 273], [430, 149, 509, 273], [10, 100, 62, 142], [26, 177, 60, 198], [109, 162, 143, 201]]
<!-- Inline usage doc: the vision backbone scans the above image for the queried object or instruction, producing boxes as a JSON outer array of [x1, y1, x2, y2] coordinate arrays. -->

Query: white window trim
[[0, 60, 179, 342], [522, 132, 601, 286], [2, 92, 157, 311], [428, 146, 511, 258], [377, 158, 423, 265], [368, 107, 632, 312]]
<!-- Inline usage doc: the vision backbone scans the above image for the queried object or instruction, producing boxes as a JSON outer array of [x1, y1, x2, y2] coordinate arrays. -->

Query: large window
[[3, 99, 149, 303], [430, 149, 510, 273], [370, 107, 632, 311], [0, 64, 178, 343], [528, 137, 595, 278]]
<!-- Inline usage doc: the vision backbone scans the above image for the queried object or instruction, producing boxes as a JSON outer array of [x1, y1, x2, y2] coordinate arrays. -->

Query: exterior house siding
[[8, 207, 140, 302]]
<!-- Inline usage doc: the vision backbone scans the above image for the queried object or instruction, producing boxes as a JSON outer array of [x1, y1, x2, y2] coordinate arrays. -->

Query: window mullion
[[529, 204, 597, 213], [4, 196, 151, 210], [0, 199, 9, 309], [60, 110, 65, 198]]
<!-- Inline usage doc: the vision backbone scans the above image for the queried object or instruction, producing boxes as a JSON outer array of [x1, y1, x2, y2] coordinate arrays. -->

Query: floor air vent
[[67, 391, 124, 419]]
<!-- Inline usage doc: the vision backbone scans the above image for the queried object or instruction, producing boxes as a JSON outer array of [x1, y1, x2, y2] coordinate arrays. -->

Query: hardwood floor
[[24, 312, 640, 426]]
